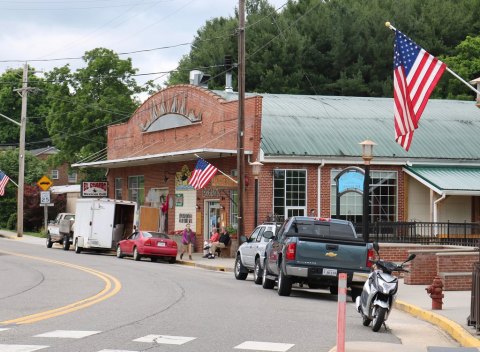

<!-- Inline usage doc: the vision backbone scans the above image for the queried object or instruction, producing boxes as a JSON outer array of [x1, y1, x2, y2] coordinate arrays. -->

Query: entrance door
[[205, 200, 221, 240]]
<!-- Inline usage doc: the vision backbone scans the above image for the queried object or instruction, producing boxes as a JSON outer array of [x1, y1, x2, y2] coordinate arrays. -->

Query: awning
[[72, 148, 252, 169], [404, 166, 480, 196]]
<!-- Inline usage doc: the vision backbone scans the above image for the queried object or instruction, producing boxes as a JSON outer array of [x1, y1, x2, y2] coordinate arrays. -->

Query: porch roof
[[72, 148, 251, 169], [403, 166, 480, 196]]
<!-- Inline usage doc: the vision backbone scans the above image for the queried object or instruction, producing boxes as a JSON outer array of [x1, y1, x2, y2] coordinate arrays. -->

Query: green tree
[[0, 149, 47, 229], [44, 48, 148, 180]]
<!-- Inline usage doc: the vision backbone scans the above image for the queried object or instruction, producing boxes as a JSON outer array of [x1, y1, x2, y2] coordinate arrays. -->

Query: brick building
[[74, 83, 480, 255]]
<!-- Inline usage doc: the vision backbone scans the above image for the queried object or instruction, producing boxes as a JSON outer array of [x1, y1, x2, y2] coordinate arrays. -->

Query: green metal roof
[[404, 166, 480, 195], [213, 91, 480, 162]]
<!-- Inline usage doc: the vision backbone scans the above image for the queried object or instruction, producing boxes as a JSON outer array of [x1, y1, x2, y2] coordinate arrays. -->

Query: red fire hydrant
[[425, 276, 444, 310]]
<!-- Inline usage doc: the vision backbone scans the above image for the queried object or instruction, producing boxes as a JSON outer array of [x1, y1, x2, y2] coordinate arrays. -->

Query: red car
[[116, 231, 177, 263]]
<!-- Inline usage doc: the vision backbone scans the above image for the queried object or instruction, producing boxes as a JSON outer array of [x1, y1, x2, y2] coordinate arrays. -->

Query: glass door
[[205, 200, 221, 240]]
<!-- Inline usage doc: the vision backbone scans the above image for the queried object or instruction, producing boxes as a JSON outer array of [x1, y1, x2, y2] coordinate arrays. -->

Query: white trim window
[[128, 175, 144, 205], [115, 178, 123, 200], [51, 169, 59, 180], [273, 169, 307, 221], [68, 172, 77, 183]]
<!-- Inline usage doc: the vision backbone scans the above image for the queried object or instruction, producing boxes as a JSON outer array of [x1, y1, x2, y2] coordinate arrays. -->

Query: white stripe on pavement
[[34, 330, 101, 338], [234, 341, 295, 351], [134, 334, 196, 345], [0, 345, 49, 352]]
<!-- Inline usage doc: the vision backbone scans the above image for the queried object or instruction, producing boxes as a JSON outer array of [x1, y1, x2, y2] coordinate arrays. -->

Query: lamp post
[[250, 160, 263, 228], [360, 140, 376, 243]]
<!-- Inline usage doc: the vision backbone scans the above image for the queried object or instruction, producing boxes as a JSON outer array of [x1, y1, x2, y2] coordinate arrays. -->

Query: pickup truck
[[46, 213, 75, 251], [262, 216, 374, 300]]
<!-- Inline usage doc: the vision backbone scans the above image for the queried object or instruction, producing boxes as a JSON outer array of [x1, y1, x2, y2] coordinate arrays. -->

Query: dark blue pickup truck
[[262, 216, 374, 300]]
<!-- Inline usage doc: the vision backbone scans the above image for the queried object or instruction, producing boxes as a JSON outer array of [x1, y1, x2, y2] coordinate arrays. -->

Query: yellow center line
[[0, 250, 121, 325]]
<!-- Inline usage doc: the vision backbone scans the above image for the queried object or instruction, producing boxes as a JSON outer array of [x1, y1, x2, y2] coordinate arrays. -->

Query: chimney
[[469, 77, 480, 108], [224, 55, 233, 93], [189, 70, 210, 88]]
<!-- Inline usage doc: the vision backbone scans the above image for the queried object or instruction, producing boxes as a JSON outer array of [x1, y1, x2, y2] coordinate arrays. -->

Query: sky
[[0, 0, 287, 94]]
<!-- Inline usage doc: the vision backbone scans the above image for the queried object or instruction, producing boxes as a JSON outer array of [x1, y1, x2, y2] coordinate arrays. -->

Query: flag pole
[[0, 170, 18, 187], [193, 154, 238, 184], [385, 21, 480, 96]]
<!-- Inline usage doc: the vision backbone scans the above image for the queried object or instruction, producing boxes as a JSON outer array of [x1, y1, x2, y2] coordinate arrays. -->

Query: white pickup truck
[[46, 213, 75, 250]]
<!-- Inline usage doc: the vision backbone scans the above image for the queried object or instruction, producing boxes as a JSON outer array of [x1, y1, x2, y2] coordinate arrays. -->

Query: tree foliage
[[167, 0, 480, 99]]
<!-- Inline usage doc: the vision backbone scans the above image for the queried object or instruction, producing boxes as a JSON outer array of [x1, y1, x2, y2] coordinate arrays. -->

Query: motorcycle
[[355, 242, 416, 332]]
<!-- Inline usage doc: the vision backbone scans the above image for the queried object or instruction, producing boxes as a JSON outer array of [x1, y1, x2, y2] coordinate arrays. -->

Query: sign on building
[[81, 181, 108, 198]]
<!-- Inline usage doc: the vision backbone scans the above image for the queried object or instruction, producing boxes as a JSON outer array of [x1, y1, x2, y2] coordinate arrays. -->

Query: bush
[[6, 213, 16, 230]]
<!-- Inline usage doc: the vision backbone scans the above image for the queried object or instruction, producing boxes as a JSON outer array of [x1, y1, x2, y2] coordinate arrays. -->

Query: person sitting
[[208, 226, 230, 259], [202, 227, 220, 258]]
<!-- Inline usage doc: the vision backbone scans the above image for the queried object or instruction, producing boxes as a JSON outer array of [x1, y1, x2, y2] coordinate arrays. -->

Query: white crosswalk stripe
[[133, 334, 196, 345], [0, 344, 49, 352], [97, 350, 138, 352], [34, 330, 101, 339], [0, 328, 10, 332], [234, 341, 295, 351]]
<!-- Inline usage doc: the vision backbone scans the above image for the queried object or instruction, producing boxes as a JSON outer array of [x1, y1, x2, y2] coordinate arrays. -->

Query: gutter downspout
[[317, 159, 325, 217], [433, 192, 446, 236]]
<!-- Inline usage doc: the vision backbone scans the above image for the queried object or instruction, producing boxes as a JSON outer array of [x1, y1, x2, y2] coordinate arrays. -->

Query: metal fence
[[468, 262, 480, 334], [353, 221, 480, 247]]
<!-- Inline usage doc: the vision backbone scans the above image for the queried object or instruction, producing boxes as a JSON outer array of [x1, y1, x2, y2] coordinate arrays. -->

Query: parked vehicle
[[46, 213, 75, 250], [234, 222, 281, 284], [355, 242, 416, 331], [262, 216, 374, 298], [73, 198, 136, 254], [116, 231, 177, 263]]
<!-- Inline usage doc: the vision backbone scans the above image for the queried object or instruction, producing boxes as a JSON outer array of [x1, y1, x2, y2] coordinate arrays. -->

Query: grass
[[0, 228, 45, 238]]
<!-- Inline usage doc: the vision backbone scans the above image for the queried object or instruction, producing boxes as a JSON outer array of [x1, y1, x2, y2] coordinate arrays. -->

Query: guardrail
[[468, 261, 480, 334]]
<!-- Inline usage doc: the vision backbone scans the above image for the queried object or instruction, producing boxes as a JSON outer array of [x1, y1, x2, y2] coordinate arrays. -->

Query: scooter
[[355, 242, 416, 332]]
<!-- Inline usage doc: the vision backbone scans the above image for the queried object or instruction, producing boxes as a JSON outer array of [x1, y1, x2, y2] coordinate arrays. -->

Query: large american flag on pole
[[188, 158, 218, 190], [0, 170, 10, 196], [393, 30, 446, 151]]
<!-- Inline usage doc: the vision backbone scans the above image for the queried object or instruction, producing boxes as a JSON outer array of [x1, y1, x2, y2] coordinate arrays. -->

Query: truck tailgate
[[295, 239, 369, 272]]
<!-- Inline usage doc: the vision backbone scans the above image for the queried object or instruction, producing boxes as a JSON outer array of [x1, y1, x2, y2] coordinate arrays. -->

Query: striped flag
[[393, 30, 446, 151], [188, 159, 218, 190], [0, 171, 10, 196]]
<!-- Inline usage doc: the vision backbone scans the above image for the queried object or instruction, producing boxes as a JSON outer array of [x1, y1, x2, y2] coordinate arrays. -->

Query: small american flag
[[188, 159, 218, 190], [393, 30, 446, 151], [0, 171, 10, 196]]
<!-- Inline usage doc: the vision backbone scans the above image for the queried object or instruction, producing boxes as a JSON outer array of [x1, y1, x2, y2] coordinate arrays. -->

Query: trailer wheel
[[74, 239, 82, 254]]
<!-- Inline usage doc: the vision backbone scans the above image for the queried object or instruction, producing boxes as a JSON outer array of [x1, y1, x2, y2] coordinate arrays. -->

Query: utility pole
[[14, 63, 29, 237], [237, 0, 246, 247]]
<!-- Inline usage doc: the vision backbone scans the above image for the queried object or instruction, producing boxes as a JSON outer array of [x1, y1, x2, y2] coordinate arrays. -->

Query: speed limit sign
[[40, 191, 51, 204]]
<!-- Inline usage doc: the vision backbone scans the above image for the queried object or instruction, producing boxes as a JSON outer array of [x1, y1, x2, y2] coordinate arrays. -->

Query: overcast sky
[[0, 0, 287, 91]]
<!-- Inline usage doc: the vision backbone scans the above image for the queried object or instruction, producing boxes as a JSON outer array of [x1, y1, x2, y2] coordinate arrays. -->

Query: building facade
[[74, 84, 480, 254]]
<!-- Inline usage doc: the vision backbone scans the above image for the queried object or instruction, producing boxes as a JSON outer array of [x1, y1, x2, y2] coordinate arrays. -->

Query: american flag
[[0, 171, 10, 196], [393, 30, 446, 151], [188, 159, 218, 190]]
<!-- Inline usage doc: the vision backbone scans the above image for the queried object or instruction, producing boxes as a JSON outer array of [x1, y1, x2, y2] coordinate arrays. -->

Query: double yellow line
[[0, 251, 121, 325]]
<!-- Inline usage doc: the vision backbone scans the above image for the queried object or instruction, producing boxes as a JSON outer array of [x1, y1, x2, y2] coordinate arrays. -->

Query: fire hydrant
[[425, 276, 444, 310]]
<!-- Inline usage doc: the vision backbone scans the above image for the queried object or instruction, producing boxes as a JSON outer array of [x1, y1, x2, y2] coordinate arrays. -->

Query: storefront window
[[273, 169, 307, 221], [115, 178, 123, 200], [331, 169, 397, 223], [128, 175, 144, 206], [230, 190, 238, 230]]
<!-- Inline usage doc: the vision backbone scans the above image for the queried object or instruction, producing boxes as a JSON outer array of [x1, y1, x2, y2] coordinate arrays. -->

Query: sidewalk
[[2, 230, 479, 349]]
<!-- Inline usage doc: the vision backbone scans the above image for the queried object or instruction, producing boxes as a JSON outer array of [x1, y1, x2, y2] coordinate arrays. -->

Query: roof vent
[[189, 70, 210, 88]]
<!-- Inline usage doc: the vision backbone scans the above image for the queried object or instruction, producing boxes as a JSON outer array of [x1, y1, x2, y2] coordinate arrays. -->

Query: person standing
[[180, 223, 195, 260]]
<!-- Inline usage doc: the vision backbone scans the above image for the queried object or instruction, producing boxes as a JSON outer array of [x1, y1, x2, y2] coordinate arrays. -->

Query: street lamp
[[250, 160, 263, 228], [360, 140, 376, 243]]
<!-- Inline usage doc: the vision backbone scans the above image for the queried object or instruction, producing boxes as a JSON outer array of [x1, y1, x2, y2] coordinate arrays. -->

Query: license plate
[[157, 242, 166, 247], [322, 268, 337, 276]]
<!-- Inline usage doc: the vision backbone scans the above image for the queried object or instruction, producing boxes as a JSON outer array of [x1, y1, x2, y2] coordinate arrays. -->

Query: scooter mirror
[[407, 253, 416, 261]]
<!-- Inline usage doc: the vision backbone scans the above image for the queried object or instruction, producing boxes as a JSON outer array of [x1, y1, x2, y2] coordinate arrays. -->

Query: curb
[[395, 300, 480, 348], [177, 260, 233, 273]]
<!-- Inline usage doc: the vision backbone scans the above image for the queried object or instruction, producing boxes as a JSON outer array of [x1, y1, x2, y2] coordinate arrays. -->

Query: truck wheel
[[133, 247, 141, 261], [116, 245, 124, 258], [330, 286, 338, 295], [74, 240, 82, 254], [351, 288, 362, 303], [234, 255, 248, 280], [46, 235, 53, 248], [262, 258, 275, 289], [253, 258, 263, 285], [62, 237, 70, 251], [372, 307, 387, 332], [277, 266, 292, 296]]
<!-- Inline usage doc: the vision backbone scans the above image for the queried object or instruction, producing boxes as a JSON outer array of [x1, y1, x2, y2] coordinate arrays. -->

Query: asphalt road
[[0, 238, 458, 352]]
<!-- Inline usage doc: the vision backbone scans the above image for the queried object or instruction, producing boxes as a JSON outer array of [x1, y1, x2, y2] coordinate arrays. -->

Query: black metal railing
[[353, 221, 480, 247], [468, 261, 480, 334]]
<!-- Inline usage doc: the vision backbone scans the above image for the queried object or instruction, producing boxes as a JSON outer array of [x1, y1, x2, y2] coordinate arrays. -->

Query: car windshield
[[143, 232, 169, 239], [64, 215, 75, 220]]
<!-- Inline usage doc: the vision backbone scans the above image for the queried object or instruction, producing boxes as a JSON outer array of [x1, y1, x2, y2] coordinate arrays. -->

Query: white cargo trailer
[[73, 198, 137, 254]]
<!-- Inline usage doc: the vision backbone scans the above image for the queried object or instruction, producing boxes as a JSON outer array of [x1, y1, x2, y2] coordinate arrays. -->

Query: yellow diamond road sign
[[37, 175, 53, 191]]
